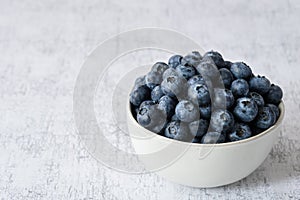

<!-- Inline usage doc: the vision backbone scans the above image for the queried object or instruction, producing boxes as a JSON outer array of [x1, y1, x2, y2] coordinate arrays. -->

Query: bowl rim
[[128, 101, 285, 147]]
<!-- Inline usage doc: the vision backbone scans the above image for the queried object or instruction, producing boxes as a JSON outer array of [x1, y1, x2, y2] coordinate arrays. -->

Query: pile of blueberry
[[129, 51, 283, 144]]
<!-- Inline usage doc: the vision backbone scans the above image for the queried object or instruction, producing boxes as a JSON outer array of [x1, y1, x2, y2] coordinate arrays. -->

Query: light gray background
[[0, 0, 300, 199]]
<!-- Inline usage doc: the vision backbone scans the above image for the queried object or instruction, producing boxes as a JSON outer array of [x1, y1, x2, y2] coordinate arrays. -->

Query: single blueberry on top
[[230, 62, 252, 80], [249, 75, 271, 95], [249, 92, 265, 107], [157, 95, 177, 118], [175, 100, 200, 122], [233, 97, 258, 122], [164, 121, 192, 142], [199, 105, 212, 120], [176, 64, 196, 79], [151, 62, 169, 74], [145, 71, 162, 90], [161, 75, 186, 98], [151, 86, 164, 102], [188, 74, 205, 86], [189, 119, 209, 138], [254, 106, 276, 129], [231, 79, 249, 97], [266, 103, 280, 119], [219, 68, 234, 88], [181, 51, 202, 67], [201, 132, 226, 144], [213, 88, 235, 109], [129, 85, 151, 107], [168, 55, 183, 69], [228, 123, 252, 142], [210, 109, 235, 133], [188, 83, 211, 106], [265, 84, 283, 105], [203, 51, 225, 68]]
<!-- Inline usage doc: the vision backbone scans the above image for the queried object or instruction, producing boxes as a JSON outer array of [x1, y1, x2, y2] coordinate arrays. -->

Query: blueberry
[[213, 88, 235, 109], [145, 71, 162, 90], [249, 75, 271, 95], [189, 119, 209, 137], [203, 51, 225, 68], [210, 109, 235, 133], [254, 106, 276, 129], [151, 62, 169, 74], [139, 100, 156, 109], [251, 126, 264, 135], [161, 75, 186, 98], [164, 121, 192, 142], [168, 55, 183, 69], [266, 103, 280, 119], [201, 132, 226, 144], [265, 84, 283, 104], [151, 86, 164, 102], [163, 68, 180, 79], [199, 105, 212, 120], [181, 51, 202, 67], [233, 97, 258, 122], [224, 61, 232, 69], [219, 68, 233, 88], [176, 64, 196, 79], [129, 85, 151, 107], [231, 79, 249, 97], [228, 123, 252, 142], [188, 74, 205, 86], [192, 137, 201, 143], [249, 92, 265, 107], [230, 62, 252, 80], [171, 114, 179, 121], [188, 83, 211, 106], [157, 95, 177, 118], [196, 58, 220, 80], [175, 100, 200, 122], [134, 75, 146, 88], [137, 103, 166, 133]]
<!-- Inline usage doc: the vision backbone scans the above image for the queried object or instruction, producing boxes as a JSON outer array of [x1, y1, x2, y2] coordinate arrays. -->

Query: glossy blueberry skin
[[231, 79, 249, 97], [168, 55, 183, 69], [201, 132, 226, 144], [151, 86, 164, 102], [161, 75, 186, 98], [145, 71, 162, 90], [164, 121, 191, 142], [188, 74, 205, 86], [230, 62, 252, 80], [249, 75, 271, 95], [157, 95, 177, 118], [266, 103, 280, 119], [175, 100, 200, 122], [203, 51, 225, 68], [176, 64, 196, 79], [188, 83, 211, 106], [265, 84, 283, 104], [199, 105, 212, 120], [219, 68, 233, 88], [228, 123, 252, 142], [181, 51, 202, 67], [255, 106, 276, 129], [210, 109, 235, 133], [233, 97, 258, 122], [213, 88, 235, 109], [249, 92, 265, 107], [129, 85, 151, 107], [151, 62, 169, 74], [189, 119, 209, 137]]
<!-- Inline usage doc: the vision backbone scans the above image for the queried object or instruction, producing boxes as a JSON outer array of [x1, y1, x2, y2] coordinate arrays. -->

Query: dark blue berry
[[157, 95, 177, 118], [176, 64, 196, 79], [251, 126, 264, 135], [249, 75, 271, 95], [134, 75, 146, 88], [151, 86, 164, 101], [203, 51, 225, 68], [188, 74, 205, 86], [228, 123, 252, 142], [189, 119, 209, 137], [201, 132, 226, 144], [188, 83, 211, 106], [145, 71, 162, 90], [219, 68, 233, 88], [161, 75, 186, 98], [210, 109, 235, 133], [224, 61, 232, 69], [249, 92, 265, 107], [129, 85, 151, 107], [199, 105, 212, 120], [255, 106, 276, 129], [192, 137, 201, 143], [213, 88, 235, 109], [175, 100, 199, 122], [265, 84, 283, 104], [230, 62, 252, 80], [231, 79, 249, 97], [233, 97, 258, 122], [181, 51, 202, 67], [266, 104, 280, 119], [168, 55, 182, 69], [164, 121, 192, 142], [151, 62, 169, 74]]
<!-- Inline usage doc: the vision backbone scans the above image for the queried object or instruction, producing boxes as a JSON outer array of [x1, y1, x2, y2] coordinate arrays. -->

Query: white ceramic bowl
[[127, 102, 284, 188]]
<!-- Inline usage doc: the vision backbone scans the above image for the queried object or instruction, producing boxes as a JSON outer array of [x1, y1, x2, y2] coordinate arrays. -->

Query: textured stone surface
[[0, 0, 300, 199]]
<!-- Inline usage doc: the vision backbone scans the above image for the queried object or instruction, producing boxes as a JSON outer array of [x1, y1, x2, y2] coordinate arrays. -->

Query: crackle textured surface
[[1, 0, 300, 199]]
